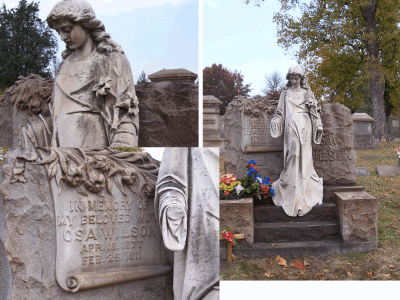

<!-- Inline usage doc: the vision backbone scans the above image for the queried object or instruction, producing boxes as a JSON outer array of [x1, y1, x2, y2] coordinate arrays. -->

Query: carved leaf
[[38, 149, 58, 164], [75, 185, 88, 196], [113, 175, 127, 196], [53, 148, 68, 173], [48, 161, 58, 179]]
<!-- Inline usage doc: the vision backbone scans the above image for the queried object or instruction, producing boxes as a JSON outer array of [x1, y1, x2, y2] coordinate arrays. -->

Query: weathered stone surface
[[335, 191, 378, 243], [322, 185, 365, 203], [356, 167, 370, 177], [0, 149, 173, 300], [376, 165, 400, 176], [136, 81, 198, 147], [220, 198, 254, 245], [224, 96, 284, 179], [0, 101, 13, 147], [313, 103, 357, 185]]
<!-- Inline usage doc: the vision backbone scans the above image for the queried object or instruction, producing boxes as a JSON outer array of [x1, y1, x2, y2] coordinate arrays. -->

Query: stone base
[[220, 198, 254, 245], [323, 185, 365, 203], [221, 239, 379, 259]]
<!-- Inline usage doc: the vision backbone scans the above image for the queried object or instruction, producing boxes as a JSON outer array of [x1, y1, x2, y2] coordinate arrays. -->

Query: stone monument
[[224, 95, 284, 179], [388, 115, 400, 138], [155, 148, 219, 300], [203, 95, 224, 147], [352, 112, 375, 149], [148, 68, 197, 83], [0, 148, 173, 299], [22, 0, 139, 148], [270, 65, 323, 217]]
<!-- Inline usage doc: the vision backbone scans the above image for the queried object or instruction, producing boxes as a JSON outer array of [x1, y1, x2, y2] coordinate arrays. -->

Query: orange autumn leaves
[[264, 256, 308, 277]]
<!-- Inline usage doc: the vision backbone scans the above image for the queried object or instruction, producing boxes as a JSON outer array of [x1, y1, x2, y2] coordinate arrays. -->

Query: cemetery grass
[[220, 141, 400, 280]]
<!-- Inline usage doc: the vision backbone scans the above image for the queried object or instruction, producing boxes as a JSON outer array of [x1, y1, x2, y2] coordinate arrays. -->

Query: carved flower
[[29, 98, 42, 115], [62, 165, 84, 187], [92, 76, 112, 98], [93, 155, 111, 172], [253, 109, 261, 117], [121, 168, 137, 185], [85, 172, 105, 193]]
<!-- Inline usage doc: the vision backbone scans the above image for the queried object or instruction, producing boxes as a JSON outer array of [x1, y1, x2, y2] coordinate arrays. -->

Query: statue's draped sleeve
[[270, 89, 286, 138], [154, 148, 188, 252], [306, 89, 323, 144]]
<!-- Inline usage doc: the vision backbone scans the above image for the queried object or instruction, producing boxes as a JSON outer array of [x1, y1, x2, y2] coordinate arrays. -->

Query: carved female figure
[[270, 65, 323, 216], [45, 0, 138, 147]]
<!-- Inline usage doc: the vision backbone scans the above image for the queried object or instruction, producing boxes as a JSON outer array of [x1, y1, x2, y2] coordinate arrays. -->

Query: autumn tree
[[246, 0, 400, 140], [0, 0, 58, 89], [203, 63, 252, 114], [262, 70, 285, 99]]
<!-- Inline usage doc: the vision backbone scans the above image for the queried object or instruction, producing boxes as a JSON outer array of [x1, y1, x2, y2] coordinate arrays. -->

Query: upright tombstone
[[224, 96, 284, 179], [352, 113, 375, 149], [148, 68, 197, 83], [0, 148, 173, 299], [203, 95, 224, 147], [313, 103, 357, 186], [388, 115, 400, 138]]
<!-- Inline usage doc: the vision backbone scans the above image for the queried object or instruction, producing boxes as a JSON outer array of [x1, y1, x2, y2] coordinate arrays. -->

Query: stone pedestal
[[220, 198, 254, 245], [352, 113, 374, 149], [335, 191, 378, 244], [203, 95, 224, 147]]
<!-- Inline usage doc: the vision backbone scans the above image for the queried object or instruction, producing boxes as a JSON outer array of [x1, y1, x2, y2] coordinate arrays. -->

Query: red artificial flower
[[230, 241, 235, 246], [224, 190, 229, 195], [261, 185, 269, 194]]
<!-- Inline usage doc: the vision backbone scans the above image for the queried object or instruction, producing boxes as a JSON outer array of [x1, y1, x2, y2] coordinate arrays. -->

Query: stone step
[[254, 220, 341, 243], [221, 239, 379, 259], [254, 203, 338, 223]]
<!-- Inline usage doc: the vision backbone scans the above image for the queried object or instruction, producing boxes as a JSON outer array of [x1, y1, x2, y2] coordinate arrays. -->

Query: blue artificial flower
[[262, 176, 271, 185], [246, 171, 251, 176], [255, 174, 262, 179], [270, 188, 275, 197], [249, 167, 256, 174], [247, 159, 256, 165]]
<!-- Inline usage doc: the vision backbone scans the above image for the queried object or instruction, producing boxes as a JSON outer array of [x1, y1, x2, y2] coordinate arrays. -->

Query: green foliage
[[203, 63, 252, 114], [0, 0, 58, 89], [269, 0, 400, 115], [112, 147, 143, 153], [0, 147, 8, 167]]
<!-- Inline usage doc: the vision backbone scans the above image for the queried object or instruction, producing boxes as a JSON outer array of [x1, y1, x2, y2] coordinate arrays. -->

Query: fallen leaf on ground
[[267, 259, 273, 264], [271, 244, 277, 247], [316, 273, 322, 277], [367, 272, 374, 277], [381, 274, 391, 280], [276, 255, 287, 267], [346, 271, 353, 277], [347, 262, 352, 266], [388, 265, 394, 269], [323, 269, 329, 273], [264, 271, 274, 278], [302, 258, 310, 266], [292, 260, 306, 270], [281, 271, 287, 276]]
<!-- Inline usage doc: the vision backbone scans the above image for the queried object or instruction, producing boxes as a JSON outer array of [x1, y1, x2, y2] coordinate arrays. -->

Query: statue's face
[[54, 20, 90, 51], [289, 75, 300, 88]]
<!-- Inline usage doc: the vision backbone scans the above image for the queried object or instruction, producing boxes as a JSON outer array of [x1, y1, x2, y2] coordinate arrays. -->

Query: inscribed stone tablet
[[241, 110, 283, 153]]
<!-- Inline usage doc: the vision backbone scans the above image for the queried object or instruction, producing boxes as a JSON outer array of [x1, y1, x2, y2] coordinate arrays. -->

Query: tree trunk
[[361, 0, 389, 141]]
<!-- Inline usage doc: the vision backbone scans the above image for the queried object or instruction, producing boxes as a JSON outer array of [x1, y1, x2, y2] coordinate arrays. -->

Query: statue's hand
[[316, 126, 323, 141], [166, 205, 186, 220]]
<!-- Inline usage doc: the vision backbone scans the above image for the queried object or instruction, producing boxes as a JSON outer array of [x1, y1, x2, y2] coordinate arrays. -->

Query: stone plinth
[[352, 113, 374, 149], [388, 115, 400, 137], [136, 81, 198, 147], [203, 95, 224, 147], [220, 198, 254, 245], [148, 68, 197, 83], [224, 96, 284, 180], [335, 191, 378, 244], [313, 103, 357, 186]]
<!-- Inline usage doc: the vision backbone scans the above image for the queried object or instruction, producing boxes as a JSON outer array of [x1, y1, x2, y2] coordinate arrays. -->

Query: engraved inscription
[[203, 119, 216, 124], [241, 111, 283, 153]]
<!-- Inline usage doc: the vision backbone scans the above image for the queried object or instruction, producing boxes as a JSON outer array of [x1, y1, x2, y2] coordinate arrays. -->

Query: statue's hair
[[284, 72, 309, 90], [47, 0, 123, 59]]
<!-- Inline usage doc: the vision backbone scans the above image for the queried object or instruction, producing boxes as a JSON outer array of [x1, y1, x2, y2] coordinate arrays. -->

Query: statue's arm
[[308, 90, 323, 144], [270, 90, 285, 138], [103, 53, 139, 147], [154, 148, 189, 252]]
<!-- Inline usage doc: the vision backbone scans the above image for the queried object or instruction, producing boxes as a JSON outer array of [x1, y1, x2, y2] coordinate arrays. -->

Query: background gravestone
[[224, 96, 284, 179], [352, 113, 375, 149], [0, 149, 173, 300], [313, 103, 357, 186], [388, 115, 400, 138], [203, 95, 224, 147]]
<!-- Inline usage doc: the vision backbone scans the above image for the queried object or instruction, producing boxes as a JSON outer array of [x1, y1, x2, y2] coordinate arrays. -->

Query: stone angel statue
[[270, 65, 323, 217]]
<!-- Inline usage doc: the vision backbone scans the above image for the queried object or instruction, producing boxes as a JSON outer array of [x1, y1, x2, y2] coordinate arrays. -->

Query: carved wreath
[[226, 95, 278, 117]]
